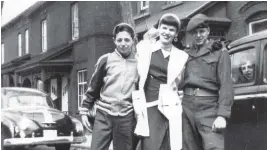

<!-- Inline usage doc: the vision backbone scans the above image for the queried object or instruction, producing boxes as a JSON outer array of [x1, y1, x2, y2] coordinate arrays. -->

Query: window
[[140, 1, 149, 10], [1, 43, 4, 64], [18, 33, 22, 56], [77, 69, 87, 109], [231, 48, 256, 85], [41, 19, 47, 52], [249, 18, 267, 35], [264, 45, 267, 84], [71, 2, 79, 40], [25, 29, 29, 54], [165, 1, 179, 5], [209, 30, 226, 40]]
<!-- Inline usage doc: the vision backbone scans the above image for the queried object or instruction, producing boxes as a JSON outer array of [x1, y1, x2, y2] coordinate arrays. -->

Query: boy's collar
[[115, 49, 134, 59]]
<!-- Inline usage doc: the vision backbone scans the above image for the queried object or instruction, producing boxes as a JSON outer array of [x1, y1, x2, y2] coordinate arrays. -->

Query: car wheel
[[55, 144, 71, 150]]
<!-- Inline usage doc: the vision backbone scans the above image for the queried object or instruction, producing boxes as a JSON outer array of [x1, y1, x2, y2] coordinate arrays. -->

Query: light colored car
[[1, 87, 86, 150]]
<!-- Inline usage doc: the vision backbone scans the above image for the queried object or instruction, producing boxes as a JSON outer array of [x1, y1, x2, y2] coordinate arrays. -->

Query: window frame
[[249, 18, 267, 35], [71, 2, 79, 41], [77, 69, 87, 110], [18, 33, 22, 57], [1, 43, 4, 64], [140, 1, 149, 10], [229, 41, 260, 87], [25, 29, 29, 54], [41, 19, 47, 52], [263, 43, 267, 84]]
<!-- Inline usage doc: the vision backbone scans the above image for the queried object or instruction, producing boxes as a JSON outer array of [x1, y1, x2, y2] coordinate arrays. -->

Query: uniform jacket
[[133, 40, 188, 150], [180, 40, 234, 118]]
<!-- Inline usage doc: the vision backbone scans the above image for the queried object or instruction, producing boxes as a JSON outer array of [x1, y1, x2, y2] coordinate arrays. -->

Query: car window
[[8, 95, 49, 107], [1, 89, 54, 108], [264, 45, 267, 84], [231, 48, 256, 85]]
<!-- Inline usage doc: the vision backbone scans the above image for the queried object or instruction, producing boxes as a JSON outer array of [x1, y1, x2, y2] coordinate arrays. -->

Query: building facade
[[1, 1, 267, 118], [1, 1, 123, 117], [130, 1, 267, 45]]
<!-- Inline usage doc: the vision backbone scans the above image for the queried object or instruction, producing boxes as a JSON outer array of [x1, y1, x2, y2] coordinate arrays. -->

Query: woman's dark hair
[[159, 14, 181, 32], [153, 14, 185, 49], [113, 23, 135, 39]]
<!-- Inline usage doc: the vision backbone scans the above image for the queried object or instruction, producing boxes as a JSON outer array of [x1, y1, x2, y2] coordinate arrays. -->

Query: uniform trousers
[[182, 95, 224, 150]]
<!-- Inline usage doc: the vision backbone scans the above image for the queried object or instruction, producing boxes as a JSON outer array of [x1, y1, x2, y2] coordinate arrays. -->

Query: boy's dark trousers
[[90, 109, 137, 150]]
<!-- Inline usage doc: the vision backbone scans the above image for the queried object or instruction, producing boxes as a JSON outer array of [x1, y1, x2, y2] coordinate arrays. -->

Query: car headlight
[[71, 117, 84, 133]]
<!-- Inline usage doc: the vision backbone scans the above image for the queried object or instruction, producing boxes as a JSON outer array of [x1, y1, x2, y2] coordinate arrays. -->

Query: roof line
[[187, 1, 217, 18], [1, 1, 47, 29]]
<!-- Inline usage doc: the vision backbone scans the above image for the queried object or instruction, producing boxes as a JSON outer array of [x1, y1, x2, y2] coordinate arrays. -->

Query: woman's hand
[[143, 27, 158, 40]]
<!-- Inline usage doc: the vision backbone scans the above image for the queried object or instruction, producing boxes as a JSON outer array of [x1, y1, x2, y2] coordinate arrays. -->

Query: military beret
[[186, 14, 209, 32]]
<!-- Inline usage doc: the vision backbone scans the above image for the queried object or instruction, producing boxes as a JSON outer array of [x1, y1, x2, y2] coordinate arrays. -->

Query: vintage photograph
[[1, 1, 267, 150]]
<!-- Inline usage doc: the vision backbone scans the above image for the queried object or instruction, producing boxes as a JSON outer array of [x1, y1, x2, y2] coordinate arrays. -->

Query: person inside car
[[240, 60, 255, 83], [232, 60, 255, 84]]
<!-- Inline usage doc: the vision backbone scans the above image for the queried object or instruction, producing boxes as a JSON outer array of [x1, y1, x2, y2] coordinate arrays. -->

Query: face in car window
[[231, 48, 256, 85], [240, 60, 255, 83]]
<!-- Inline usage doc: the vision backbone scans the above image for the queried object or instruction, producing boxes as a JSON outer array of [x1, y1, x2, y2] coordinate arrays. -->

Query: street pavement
[[26, 145, 86, 150], [71, 132, 113, 150]]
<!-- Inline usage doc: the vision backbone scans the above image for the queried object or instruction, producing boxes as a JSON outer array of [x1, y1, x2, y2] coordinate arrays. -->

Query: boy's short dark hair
[[113, 23, 135, 39]]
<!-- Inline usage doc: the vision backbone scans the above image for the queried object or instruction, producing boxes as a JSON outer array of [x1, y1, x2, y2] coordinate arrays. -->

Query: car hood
[[2, 106, 70, 126]]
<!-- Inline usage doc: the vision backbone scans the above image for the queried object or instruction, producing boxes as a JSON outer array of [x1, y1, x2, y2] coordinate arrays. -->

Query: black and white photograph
[[1, 1, 267, 150]]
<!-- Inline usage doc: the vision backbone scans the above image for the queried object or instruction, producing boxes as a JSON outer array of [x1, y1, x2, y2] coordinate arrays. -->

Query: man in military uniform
[[180, 14, 234, 150]]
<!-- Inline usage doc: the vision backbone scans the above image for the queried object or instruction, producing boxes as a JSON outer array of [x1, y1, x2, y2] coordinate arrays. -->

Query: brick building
[[1, 1, 267, 117], [130, 1, 267, 45], [1, 1, 123, 116]]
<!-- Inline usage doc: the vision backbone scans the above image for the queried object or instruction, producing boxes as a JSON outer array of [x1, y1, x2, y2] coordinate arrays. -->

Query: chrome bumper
[[4, 135, 86, 147]]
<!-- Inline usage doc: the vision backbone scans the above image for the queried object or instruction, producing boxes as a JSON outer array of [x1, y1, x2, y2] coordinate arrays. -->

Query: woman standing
[[133, 13, 188, 150]]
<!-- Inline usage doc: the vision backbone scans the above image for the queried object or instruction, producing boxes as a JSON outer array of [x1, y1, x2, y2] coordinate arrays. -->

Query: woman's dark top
[[144, 50, 169, 102]]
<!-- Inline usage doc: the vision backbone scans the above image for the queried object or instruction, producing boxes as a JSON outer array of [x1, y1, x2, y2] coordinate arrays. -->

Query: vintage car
[[1, 87, 86, 150], [225, 30, 267, 149]]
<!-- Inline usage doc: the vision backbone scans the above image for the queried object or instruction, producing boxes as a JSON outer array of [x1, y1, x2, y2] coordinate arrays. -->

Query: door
[[50, 78, 58, 100], [61, 77, 68, 114]]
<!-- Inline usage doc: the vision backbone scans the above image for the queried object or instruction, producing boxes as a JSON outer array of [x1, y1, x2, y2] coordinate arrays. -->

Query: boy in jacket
[[80, 23, 138, 150]]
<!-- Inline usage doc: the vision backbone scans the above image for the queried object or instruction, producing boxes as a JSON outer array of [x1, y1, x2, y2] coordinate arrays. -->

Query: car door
[[225, 39, 267, 150]]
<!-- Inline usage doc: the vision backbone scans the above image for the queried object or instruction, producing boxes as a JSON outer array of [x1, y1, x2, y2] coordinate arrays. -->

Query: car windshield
[[1, 89, 54, 108]]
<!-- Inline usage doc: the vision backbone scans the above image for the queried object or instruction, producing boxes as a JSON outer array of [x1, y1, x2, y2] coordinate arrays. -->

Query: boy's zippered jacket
[[82, 50, 138, 116]]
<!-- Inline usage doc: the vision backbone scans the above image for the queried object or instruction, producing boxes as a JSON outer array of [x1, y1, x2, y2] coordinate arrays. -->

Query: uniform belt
[[184, 87, 218, 96]]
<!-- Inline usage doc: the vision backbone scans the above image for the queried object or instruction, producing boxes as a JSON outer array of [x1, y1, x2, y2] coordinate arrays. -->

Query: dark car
[[1, 87, 86, 150], [225, 30, 267, 149]]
